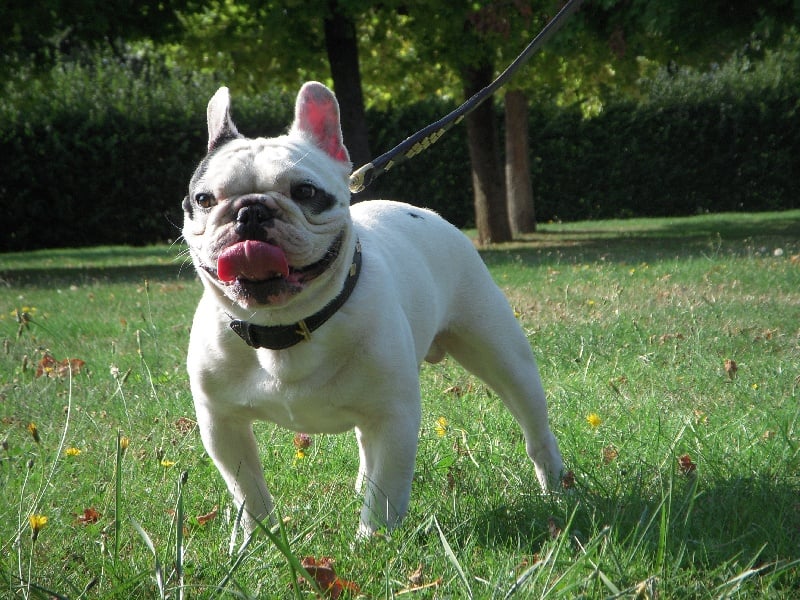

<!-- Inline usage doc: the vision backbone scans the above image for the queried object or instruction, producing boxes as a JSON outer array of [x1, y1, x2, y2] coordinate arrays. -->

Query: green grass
[[1, 210, 799, 598]]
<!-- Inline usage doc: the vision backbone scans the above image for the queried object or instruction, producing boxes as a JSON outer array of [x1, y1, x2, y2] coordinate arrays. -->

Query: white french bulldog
[[182, 81, 564, 537]]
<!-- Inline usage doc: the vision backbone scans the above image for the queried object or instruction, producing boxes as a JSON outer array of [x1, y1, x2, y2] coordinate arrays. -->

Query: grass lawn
[[1, 210, 799, 598]]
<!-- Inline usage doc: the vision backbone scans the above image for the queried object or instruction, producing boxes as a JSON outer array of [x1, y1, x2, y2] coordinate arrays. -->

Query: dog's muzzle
[[234, 200, 276, 239]]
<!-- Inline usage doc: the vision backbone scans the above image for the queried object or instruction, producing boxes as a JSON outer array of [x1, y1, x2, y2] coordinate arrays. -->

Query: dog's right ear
[[207, 87, 241, 152]]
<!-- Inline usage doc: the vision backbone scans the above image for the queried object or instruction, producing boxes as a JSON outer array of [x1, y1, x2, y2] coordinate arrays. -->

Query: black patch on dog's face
[[291, 181, 337, 215], [184, 145, 228, 220]]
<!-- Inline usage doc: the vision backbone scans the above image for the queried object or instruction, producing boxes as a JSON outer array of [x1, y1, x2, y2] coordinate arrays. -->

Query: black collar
[[229, 240, 362, 350]]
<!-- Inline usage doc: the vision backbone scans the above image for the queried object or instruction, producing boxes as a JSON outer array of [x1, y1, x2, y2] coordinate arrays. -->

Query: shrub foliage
[[1, 51, 798, 250]]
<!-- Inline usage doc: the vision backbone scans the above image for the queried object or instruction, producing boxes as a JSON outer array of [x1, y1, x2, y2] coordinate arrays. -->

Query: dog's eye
[[194, 192, 216, 209], [291, 183, 317, 202]]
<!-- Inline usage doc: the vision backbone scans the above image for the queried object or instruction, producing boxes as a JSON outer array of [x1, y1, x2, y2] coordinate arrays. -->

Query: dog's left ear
[[207, 87, 241, 152], [290, 82, 350, 164]]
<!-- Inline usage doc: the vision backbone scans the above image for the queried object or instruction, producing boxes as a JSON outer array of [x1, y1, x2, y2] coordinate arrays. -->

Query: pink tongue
[[217, 240, 289, 283]]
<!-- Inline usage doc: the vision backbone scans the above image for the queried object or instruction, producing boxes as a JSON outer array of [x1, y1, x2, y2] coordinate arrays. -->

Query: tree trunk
[[462, 62, 511, 245], [505, 90, 536, 234], [324, 1, 372, 193]]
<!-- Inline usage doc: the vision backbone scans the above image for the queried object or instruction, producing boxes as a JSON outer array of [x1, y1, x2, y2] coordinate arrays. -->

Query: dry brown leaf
[[693, 409, 708, 425], [407, 564, 424, 586], [35, 353, 85, 378], [602, 445, 619, 464], [299, 556, 360, 599], [724, 359, 738, 379], [75, 507, 101, 525], [294, 433, 313, 450], [548, 517, 562, 539], [174, 417, 196, 435], [196, 505, 218, 526], [678, 454, 697, 475]]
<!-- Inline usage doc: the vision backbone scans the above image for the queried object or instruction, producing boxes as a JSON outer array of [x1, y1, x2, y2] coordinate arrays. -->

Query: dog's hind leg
[[441, 286, 564, 490]]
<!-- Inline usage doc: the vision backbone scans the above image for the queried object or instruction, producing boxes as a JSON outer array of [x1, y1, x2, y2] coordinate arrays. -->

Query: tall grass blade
[[434, 516, 473, 599], [714, 544, 768, 599], [503, 546, 553, 599], [175, 471, 188, 600], [213, 529, 255, 599], [130, 517, 165, 599], [655, 477, 672, 575], [114, 431, 124, 562]]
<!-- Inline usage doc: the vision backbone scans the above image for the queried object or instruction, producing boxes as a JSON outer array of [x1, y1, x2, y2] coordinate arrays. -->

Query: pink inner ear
[[299, 96, 349, 163]]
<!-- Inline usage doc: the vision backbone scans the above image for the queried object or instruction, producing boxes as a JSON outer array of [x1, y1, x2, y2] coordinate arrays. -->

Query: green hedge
[[0, 59, 294, 251], [1, 57, 798, 251], [529, 93, 799, 222]]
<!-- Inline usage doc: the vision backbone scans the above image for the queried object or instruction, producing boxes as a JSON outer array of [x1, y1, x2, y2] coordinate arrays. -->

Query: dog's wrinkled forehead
[[193, 135, 351, 204], [190, 82, 353, 205]]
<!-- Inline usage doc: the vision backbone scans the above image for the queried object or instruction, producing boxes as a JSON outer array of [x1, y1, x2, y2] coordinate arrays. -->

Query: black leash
[[348, 0, 583, 194]]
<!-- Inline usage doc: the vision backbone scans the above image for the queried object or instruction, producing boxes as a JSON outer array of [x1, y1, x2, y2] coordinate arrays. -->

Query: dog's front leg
[[354, 404, 421, 538], [196, 409, 274, 534]]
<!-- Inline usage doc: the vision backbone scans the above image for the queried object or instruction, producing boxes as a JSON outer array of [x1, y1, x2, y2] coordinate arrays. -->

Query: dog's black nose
[[235, 203, 275, 236]]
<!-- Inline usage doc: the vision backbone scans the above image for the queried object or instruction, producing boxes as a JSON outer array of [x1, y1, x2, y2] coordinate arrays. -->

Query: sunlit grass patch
[[1, 210, 798, 597]]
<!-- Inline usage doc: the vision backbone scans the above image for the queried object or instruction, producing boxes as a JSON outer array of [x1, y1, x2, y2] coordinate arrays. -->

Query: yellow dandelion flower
[[65, 447, 81, 456], [586, 413, 602, 428], [119, 435, 130, 453], [29, 514, 48, 540], [587, 299, 596, 307], [27, 422, 41, 444], [435, 416, 449, 437], [295, 449, 306, 460], [160, 459, 176, 468]]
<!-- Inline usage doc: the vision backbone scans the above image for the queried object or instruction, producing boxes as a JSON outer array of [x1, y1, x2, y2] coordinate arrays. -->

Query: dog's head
[[183, 82, 354, 314]]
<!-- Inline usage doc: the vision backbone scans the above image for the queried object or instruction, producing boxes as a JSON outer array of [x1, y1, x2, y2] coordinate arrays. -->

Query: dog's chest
[[194, 342, 368, 433]]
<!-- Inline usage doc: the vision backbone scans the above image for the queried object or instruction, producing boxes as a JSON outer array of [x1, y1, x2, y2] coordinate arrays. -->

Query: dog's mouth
[[202, 234, 344, 304], [217, 240, 290, 283]]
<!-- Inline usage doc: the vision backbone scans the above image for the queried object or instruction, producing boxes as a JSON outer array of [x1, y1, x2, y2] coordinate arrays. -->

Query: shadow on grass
[[475, 473, 800, 580], [480, 210, 800, 266], [0, 246, 195, 288], [0, 263, 197, 288]]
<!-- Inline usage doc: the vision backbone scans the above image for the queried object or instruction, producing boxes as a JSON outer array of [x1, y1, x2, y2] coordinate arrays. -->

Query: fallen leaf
[[756, 328, 777, 341], [174, 417, 196, 435], [515, 554, 541, 572], [678, 454, 697, 475], [724, 359, 738, 379], [561, 470, 576, 489], [75, 507, 101, 524], [196, 505, 218, 526], [35, 353, 85, 378], [693, 409, 708, 425], [294, 433, 313, 450], [397, 576, 443, 596], [407, 564, 424, 586], [602, 445, 619, 464], [653, 332, 684, 344], [300, 556, 360, 599], [548, 517, 562, 539]]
